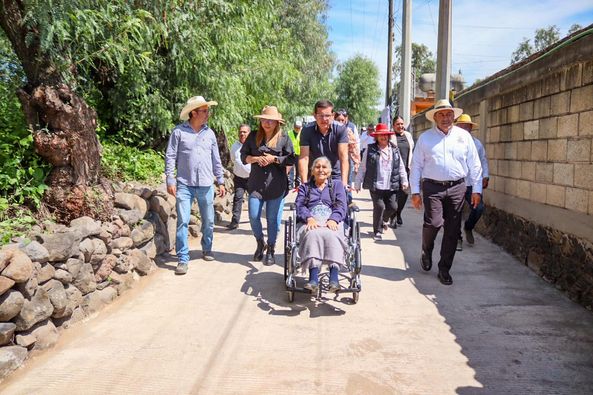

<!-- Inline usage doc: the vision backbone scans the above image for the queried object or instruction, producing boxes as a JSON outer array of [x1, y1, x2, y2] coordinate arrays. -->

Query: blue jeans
[[248, 194, 284, 246], [464, 186, 485, 231], [175, 183, 215, 263]]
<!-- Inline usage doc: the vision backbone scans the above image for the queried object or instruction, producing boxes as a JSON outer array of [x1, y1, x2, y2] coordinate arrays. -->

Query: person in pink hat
[[354, 123, 408, 241]]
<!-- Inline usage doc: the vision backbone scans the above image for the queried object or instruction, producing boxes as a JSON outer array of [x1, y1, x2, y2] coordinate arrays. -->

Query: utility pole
[[385, 0, 394, 108], [435, 0, 452, 101], [399, 0, 412, 126]]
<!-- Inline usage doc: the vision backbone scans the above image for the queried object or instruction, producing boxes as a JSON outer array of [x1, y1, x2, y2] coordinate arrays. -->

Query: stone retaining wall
[[0, 172, 234, 380], [410, 28, 593, 310]]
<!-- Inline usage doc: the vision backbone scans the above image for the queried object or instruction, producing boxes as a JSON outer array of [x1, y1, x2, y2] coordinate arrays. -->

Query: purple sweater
[[295, 180, 347, 224]]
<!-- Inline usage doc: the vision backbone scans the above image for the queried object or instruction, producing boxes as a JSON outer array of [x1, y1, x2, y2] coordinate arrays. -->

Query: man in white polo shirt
[[409, 100, 483, 286]]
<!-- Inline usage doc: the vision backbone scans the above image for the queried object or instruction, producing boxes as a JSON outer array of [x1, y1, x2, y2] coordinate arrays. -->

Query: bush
[[101, 140, 164, 184]]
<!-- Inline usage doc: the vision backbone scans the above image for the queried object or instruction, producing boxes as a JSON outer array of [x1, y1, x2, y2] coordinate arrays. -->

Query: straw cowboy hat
[[179, 96, 218, 120], [369, 123, 394, 136], [455, 113, 479, 129], [253, 105, 285, 124], [425, 99, 463, 123]]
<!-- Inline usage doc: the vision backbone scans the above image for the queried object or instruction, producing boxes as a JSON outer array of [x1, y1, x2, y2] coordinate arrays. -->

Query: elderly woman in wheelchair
[[295, 156, 348, 293]]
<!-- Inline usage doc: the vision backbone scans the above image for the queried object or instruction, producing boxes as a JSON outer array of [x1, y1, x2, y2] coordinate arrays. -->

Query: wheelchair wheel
[[353, 245, 362, 274], [284, 216, 293, 281]]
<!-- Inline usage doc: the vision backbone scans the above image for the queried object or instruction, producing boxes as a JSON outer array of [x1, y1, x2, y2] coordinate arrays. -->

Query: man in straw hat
[[409, 99, 483, 285], [298, 100, 350, 186], [455, 114, 489, 250], [165, 96, 226, 275]]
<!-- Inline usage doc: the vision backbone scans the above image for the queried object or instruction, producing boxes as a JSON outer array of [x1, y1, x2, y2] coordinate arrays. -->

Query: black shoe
[[421, 251, 432, 271], [438, 271, 453, 285], [263, 245, 275, 266], [253, 239, 265, 261], [396, 216, 403, 225], [388, 217, 397, 229], [226, 221, 238, 230]]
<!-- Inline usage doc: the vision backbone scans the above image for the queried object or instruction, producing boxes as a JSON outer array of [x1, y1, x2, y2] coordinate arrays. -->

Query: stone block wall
[[410, 28, 593, 309]]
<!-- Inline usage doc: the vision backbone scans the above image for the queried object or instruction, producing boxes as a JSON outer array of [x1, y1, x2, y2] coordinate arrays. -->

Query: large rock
[[94, 254, 117, 282], [0, 346, 27, 380], [54, 306, 85, 329], [66, 258, 83, 278], [81, 287, 118, 315], [188, 225, 200, 238], [114, 192, 148, 218], [89, 239, 107, 265], [69, 216, 102, 238], [139, 240, 157, 259], [53, 268, 73, 284], [2, 249, 34, 283], [37, 231, 81, 262], [80, 238, 107, 264], [154, 234, 167, 256], [0, 275, 15, 296], [128, 249, 152, 275], [110, 237, 133, 251], [15, 320, 59, 351], [14, 288, 54, 331], [0, 322, 16, 346], [0, 290, 25, 321], [149, 195, 172, 224], [0, 249, 11, 271], [116, 208, 143, 226], [17, 274, 38, 299], [110, 271, 136, 295], [20, 240, 49, 264], [112, 254, 132, 274], [37, 263, 55, 284], [166, 216, 177, 251], [42, 280, 68, 318], [72, 262, 97, 295], [63, 284, 83, 318], [131, 220, 155, 247]]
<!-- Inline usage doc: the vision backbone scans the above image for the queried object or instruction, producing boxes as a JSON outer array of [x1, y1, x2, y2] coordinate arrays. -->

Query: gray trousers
[[421, 180, 466, 273]]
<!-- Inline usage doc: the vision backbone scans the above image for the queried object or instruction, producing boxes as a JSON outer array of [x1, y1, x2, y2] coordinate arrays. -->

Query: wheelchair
[[283, 202, 362, 303]]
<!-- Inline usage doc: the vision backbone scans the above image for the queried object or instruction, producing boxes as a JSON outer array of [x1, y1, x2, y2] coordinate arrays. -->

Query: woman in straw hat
[[354, 123, 408, 241], [241, 106, 296, 265]]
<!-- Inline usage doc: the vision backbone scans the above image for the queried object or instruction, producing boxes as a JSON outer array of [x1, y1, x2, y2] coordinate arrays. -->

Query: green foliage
[[22, 0, 335, 148], [100, 140, 164, 184], [0, 33, 49, 208], [568, 24, 583, 35], [511, 25, 560, 64], [334, 55, 381, 126], [0, 204, 36, 244]]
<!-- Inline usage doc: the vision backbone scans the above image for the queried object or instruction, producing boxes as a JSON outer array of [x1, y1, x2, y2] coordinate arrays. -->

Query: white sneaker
[[373, 232, 382, 241]]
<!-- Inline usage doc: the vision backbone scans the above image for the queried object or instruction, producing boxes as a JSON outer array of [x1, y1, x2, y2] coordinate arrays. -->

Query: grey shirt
[[165, 122, 224, 187]]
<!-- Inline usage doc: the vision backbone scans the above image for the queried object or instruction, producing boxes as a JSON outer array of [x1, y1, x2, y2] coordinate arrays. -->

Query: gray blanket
[[297, 223, 347, 272]]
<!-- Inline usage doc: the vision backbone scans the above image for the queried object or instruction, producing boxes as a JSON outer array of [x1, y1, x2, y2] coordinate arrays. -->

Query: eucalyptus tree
[[334, 55, 381, 126]]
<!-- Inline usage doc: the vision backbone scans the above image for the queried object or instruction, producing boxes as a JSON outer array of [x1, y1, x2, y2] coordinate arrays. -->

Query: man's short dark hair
[[314, 100, 334, 114], [336, 108, 348, 116]]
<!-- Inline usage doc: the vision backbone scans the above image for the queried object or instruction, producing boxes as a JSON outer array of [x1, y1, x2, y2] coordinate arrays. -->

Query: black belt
[[423, 178, 464, 187]]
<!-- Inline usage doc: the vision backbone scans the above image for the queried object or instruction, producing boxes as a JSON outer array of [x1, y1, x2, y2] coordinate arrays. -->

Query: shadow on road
[[391, 207, 593, 394], [240, 267, 354, 318]]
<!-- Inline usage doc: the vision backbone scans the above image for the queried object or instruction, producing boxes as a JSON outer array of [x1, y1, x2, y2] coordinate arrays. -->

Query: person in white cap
[[409, 99, 482, 286], [165, 96, 226, 275]]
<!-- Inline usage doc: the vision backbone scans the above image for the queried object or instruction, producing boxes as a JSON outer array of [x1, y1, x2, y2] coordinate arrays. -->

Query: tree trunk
[[0, 0, 113, 223]]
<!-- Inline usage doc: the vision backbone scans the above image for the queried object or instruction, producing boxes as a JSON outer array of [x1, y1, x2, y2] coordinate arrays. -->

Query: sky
[[326, 0, 593, 106]]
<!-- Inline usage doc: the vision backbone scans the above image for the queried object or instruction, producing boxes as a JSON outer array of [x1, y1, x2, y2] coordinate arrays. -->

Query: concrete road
[[2, 190, 593, 394]]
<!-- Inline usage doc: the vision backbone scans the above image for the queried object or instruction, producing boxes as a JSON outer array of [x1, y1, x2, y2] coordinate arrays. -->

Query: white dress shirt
[[473, 136, 489, 178], [409, 125, 483, 194], [230, 141, 251, 178]]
